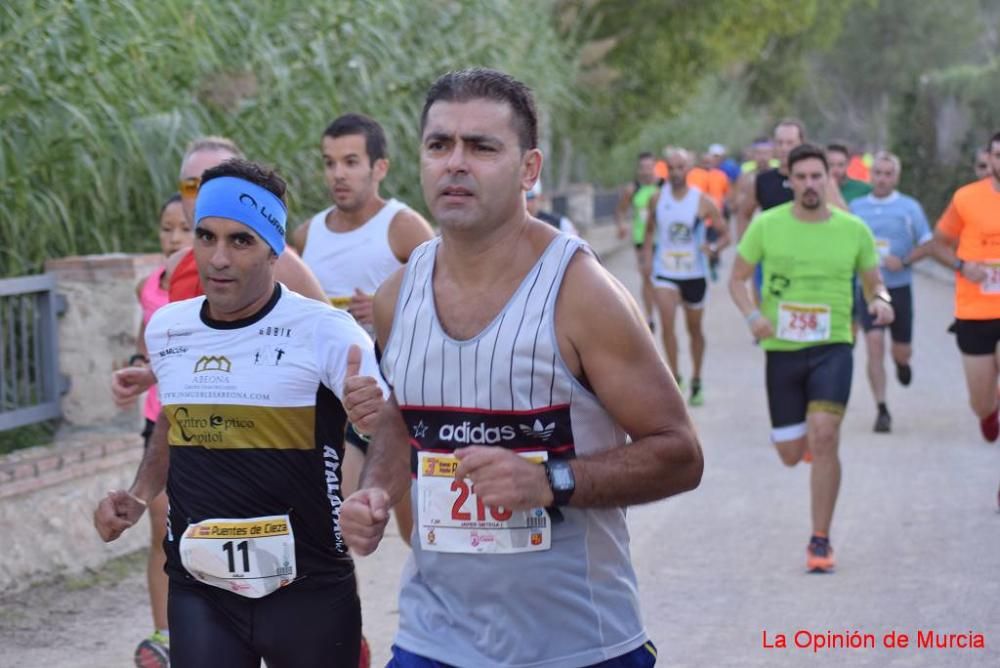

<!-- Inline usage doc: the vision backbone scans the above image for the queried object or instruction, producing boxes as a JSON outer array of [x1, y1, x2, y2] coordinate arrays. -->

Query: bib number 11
[[222, 540, 250, 574]]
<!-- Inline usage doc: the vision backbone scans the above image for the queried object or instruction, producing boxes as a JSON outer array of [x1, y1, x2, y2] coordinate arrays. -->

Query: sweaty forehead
[[423, 99, 518, 141]]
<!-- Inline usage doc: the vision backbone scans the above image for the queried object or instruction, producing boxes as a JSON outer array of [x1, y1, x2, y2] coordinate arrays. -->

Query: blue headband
[[194, 176, 287, 254]]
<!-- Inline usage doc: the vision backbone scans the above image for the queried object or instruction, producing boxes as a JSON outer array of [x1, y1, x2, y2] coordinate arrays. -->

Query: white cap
[[708, 143, 726, 156]]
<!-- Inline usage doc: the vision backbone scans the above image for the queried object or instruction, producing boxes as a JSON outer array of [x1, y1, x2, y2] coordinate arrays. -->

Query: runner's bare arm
[[903, 238, 934, 266], [700, 195, 730, 251], [614, 184, 636, 239], [641, 192, 658, 274], [736, 173, 758, 239], [93, 412, 168, 541], [163, 246, 191, 284], [728, 255, 773, 339], [388, 209, 436, 263], [859, 265, 894, 325], [290, 219, 310, 255], [274, 249, 327, 302], [340, 270, 412, 555], [550, 252, 703, 507], [134, 276, 148, 359]]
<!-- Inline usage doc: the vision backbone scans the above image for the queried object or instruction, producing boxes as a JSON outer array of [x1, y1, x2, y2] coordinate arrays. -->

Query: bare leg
[[807, 410, 844, 536], [653, 286, 682, 379], [865, 329, 887, 404], [684, 305, 705, 381], [147, 490, 169, 631]]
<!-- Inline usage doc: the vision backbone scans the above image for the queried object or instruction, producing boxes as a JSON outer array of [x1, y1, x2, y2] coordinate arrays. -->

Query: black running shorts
[[765, 343, 853, 441], [954, 318, 1000, 355], [855, 285, 913, 343], [653, 276, 707, 307], [168, 578, 361, 668]]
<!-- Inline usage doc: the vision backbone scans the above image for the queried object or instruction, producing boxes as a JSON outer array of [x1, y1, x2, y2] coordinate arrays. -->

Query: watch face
[[551, 466, 573, 489]]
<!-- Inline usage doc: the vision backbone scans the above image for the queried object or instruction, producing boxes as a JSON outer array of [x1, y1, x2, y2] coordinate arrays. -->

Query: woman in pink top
[[129, 193, 192, 667]]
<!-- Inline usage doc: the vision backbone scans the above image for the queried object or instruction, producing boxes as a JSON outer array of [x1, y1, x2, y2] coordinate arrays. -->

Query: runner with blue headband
[[97, 159, 388, 668], [194, 174, 288, 254]]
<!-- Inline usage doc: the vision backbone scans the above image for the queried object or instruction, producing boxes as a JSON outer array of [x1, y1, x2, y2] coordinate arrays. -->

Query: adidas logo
[[194, 355, 232, 373], [519, 419, 555, 441]]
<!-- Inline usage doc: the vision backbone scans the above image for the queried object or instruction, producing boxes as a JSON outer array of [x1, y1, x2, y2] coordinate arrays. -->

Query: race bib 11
[[180, 515, 296, 598]]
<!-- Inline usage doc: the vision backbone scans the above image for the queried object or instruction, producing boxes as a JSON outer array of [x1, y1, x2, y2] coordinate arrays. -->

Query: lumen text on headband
[[194, 176, 287, 254]]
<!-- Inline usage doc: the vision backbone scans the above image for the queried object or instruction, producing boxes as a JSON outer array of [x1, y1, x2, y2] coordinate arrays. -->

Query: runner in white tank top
[[340, 69, 703, 668], [292, 114, 435, 559], [642, 148, 729, 407]]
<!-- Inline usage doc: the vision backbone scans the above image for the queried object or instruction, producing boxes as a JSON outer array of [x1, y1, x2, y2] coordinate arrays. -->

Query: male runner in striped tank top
[[341, 68, 703, 668]]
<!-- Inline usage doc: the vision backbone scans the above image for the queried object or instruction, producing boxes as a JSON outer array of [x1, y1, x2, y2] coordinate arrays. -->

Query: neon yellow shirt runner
[[737, 202, 879, 352], [631, 183, 659, 245]]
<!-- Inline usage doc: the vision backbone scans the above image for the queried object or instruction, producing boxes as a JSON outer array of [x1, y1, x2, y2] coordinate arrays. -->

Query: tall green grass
[[1, 0, 577, 277]]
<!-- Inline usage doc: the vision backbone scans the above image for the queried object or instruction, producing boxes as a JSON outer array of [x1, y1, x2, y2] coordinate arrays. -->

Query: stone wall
[[0, 433, 147, 593]]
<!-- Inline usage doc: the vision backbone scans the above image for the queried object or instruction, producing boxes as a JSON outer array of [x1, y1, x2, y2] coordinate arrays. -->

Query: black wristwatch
[[544, 460, 576, 506], [954, 258, 965, 273]]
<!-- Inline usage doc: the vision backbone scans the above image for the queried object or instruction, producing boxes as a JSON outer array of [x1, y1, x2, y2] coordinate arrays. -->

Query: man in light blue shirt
[[851, 151, 933, 433]]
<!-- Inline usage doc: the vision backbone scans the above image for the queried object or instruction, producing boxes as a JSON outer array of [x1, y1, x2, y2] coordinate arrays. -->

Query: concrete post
[[45, 253, 163, 429]]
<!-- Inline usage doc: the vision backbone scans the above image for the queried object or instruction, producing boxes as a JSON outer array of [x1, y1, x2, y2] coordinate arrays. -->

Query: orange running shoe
[[806, 535, 835, 573]]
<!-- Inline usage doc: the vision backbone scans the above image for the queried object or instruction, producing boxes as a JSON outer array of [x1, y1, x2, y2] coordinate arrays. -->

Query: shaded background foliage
[[2, 0, 999, 278]]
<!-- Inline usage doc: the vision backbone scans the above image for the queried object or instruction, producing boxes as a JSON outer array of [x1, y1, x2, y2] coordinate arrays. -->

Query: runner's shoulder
[[953, 177, 994, 207]]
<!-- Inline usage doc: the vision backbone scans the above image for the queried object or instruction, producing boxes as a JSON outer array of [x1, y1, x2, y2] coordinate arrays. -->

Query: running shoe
[[134, 631, 169, 668], [689, 379, 703, 406], [806, 535, 835, 573], [980, 408, 999, 443], [895, 363, 912, 386], [873, 409, 891, 433]]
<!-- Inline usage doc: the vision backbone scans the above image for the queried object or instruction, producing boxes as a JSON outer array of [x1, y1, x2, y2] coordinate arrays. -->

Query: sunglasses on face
[[179, 176, 201, 198]]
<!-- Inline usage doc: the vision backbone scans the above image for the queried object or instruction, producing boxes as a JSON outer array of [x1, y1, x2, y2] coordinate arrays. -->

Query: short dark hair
[[989, 131, 1000, 151], [638, 151, 655, 162], [158, 193, 182, 219], [420, 68, 538, 151], [825, 142, 850, 159], [788, 143, 828, 173], [775, 117, 806, 142], [201, 158, 287, 203], [323, 113, 388, 164]]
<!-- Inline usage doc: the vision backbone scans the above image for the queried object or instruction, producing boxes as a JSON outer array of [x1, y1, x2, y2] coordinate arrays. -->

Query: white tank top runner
[[301, 198, 406, 308], [380, 234, 647, 668], [652, 186, 706, 280]]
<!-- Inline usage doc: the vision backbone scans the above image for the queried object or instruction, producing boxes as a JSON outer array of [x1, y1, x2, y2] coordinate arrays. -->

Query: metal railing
[[0, 274, 67, 431]]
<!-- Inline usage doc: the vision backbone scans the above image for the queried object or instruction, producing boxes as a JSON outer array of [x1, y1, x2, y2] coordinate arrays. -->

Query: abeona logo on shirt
[[438, 421, 517, 444], [194, 355, 232, 373]]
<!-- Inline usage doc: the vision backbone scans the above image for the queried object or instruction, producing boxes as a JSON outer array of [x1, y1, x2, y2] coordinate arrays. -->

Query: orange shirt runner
[[937, 179, 1000, 320]]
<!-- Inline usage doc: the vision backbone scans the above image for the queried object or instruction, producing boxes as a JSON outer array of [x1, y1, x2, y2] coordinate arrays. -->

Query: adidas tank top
[[381, 234, 647, 667]]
